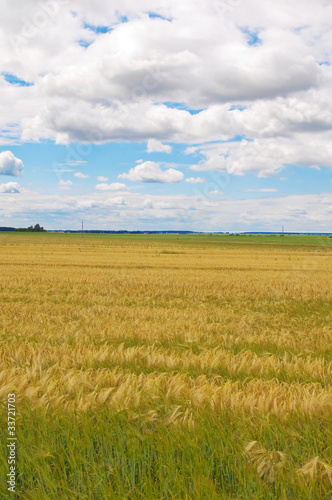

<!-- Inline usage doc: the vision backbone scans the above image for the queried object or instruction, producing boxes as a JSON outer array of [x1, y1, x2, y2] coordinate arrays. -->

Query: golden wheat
[[1, 235, 331, 419], [244, 441, 287, 484], [297, 456, 332, 487]]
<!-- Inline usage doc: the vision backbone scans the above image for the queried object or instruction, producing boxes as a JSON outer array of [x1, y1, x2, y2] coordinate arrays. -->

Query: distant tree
[[15, 224, 47, 232]]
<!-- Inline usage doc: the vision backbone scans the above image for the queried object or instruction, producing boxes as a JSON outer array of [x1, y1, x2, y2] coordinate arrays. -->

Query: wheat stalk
[[244, 441, 287, 484]]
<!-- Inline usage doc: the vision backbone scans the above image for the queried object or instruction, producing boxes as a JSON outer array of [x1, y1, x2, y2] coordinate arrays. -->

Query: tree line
[[15, 224, 47, 232]]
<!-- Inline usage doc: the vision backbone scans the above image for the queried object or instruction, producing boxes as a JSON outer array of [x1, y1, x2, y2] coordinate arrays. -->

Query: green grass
[[2, 231, 332, 247], [1, 406, 331, 499]]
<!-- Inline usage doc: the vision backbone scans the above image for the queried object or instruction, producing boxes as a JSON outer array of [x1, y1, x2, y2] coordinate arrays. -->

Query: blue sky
[[3, 141, 332, 200], [0, 0, 332, 231]]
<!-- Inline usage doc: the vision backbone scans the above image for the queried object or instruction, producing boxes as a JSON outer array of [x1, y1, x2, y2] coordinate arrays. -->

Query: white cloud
[[1, 1, 330, 155], [119, 161, 184, 183], [147, 139, 172, 153], [143, 198, 154, 208], [0, 151, 24, 176], [0, 0, 332, 179], [104, 196, 126, 206], [190, 135, 332, 177], [185, 177, 206, 183], [97, 176, 108, 181], [74, 172, 89, 178], [1, 186, 332, 232], [58, 180, 72, 189], [95, 182, 128, 191], [0, 182, 22, 193]]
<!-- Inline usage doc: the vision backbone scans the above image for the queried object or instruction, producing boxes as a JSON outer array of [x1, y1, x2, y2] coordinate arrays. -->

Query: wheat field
[[0, 232, 332, 499]]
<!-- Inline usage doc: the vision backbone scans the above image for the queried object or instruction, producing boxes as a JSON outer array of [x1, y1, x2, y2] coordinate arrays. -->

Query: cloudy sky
[[0, 0, 331, 231]]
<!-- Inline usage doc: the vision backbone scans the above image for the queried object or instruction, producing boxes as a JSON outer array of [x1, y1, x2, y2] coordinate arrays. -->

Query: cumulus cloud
[[147, 139, 172, 153], [0, 182, 22, 193], [185, 177, 206, 183], [0, 151, 24, 176], [143, 198, 154, 208], [190, 135, 332, 177], [97, 176, 108, 181], [119, 161, 184, 183], [74, 172, 89, 178], [95, 182, 128, 191], [1, 1, 331, 153], [1, 187, 332, 232], [58, 180, 72, 189], [0, 0, 332, 179]]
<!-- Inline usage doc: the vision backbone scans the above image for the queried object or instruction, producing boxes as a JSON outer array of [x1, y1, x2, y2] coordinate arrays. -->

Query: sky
[[0, 0, 332, 232]]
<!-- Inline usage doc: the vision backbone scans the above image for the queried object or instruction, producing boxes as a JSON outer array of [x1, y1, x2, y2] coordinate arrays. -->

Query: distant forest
[[15, 224, 47, 232]]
